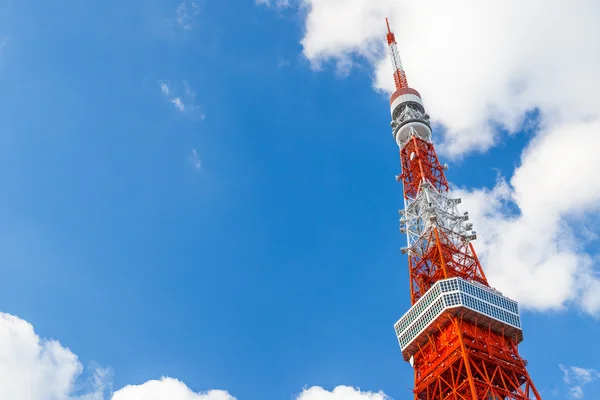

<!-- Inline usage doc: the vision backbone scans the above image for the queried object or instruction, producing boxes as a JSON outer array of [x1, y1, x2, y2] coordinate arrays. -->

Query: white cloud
[[172, 97, 185, 112], [454, 119, 600, 314], [190, 148, 201, 170], [0, 312, 108, 400], [112, 378, 234, 400], [277, 57, 292, 68], [160, 83, 170, 97], [79, 367, 113, 400], [255, 0, 291, 8], [0, 312, 236, 400], [158, 81, 181, 111], [159, 81, 201, 115], [560, 365, 600, 399], [183, 81, 196, 99], [272, 0, 600, 157], [116, 383, 390, 400], [296, 386, 389, 400], [0, 313, 392, 400], [176, 1, 200, 31]]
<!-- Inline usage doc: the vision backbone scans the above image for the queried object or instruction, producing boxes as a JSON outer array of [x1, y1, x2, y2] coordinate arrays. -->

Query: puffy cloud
[[560, 364, 600, 399], [0, 312, 237, 400], [271, 0, 600, 157], [112, 378, 234, 400], [454, 118, 600, 314], [0, 313, 390, 400], [0, 312, 106, 400], [296, 386, 389, 400]]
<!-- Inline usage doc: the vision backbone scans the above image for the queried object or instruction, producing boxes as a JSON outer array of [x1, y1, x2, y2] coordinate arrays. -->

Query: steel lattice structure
[[385, 19, 542, 400]]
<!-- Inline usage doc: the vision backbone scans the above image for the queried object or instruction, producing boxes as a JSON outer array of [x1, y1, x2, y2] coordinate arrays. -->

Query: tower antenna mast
[[386, 18, 409, 90]]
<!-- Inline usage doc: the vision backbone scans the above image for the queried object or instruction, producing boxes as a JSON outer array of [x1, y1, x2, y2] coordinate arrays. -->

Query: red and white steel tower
[[385, 19, 542, 400]]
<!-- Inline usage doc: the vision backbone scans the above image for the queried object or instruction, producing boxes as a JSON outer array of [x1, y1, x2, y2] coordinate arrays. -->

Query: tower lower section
[[395, 278, 540, 400], [411, 318, 539, 400]]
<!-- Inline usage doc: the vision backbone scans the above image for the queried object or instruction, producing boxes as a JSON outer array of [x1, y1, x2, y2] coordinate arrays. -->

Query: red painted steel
[[386, 17, 410, 90], [390, 87, 422, 105]]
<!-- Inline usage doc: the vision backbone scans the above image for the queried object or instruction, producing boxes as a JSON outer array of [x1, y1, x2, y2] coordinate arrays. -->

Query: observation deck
[[394, 277, 523, 361], [389, 87, 432, 146]]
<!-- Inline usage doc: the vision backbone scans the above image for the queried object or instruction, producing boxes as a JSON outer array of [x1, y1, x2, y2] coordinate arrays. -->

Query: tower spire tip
[[385, 18, 396, 45], [385, 18, 408, 89]]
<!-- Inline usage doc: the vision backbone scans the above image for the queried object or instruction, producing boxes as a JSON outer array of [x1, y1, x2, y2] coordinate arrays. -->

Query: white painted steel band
[[395, 121, 432, 147], [390, 93, 423, 116]]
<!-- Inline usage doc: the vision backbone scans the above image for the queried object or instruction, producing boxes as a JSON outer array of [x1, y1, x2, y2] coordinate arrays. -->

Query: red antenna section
[[385, 18, 395, 44], [385, 18, 409, 90]]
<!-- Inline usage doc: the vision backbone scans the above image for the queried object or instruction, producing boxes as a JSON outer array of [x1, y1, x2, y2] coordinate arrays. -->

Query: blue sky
[[0, 1, 599, 399]]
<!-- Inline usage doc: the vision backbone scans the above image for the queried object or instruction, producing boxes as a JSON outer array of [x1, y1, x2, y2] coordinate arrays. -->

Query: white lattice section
[[393, 277, 522, 360], [399, 181, 476, 255]]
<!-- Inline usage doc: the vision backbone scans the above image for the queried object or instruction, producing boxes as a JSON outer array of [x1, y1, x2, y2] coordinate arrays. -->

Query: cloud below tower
[[0, 313, 389, 400]]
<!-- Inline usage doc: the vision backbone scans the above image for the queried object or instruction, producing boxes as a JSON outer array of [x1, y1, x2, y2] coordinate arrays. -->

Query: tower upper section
[[386, 19, 432, 148], [386, 18, 409, 91]]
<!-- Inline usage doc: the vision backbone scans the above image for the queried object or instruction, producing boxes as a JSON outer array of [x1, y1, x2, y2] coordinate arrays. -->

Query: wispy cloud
[[158, 80, 201, 115], [560, 364, 600, 399], [78, 364, 113, 400], [160, 81, 172, 97], [190, 149, 201, 171], [176, 1, 200, 30], [255, 0, 291, 8], [171, 97, 185, 112], [277, 57, 291, 68], [183, 81, 196, 99]]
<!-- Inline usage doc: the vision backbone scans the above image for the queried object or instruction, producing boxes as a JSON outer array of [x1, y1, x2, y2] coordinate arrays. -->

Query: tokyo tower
[[385, 19, 542, 400]]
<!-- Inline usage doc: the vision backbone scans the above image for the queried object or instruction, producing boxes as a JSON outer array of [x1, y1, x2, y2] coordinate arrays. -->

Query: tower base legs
[[411, 315, 541, 400]]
